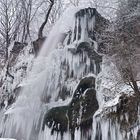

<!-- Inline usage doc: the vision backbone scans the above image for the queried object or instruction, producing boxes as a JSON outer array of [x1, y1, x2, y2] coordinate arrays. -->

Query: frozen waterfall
[[0, 7, 139, 140]]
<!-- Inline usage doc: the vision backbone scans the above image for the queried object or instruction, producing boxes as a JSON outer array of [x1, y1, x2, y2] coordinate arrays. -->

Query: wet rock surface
[[33, 37, 46, 56], [2, 6, 138, 140], [107, 94, 140, 133], [76, 42, 102, 62], [43, 76, 99, 136], [42, 7, 104, 139]]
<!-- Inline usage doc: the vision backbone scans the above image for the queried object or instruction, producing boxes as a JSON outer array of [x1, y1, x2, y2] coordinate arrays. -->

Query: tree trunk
[[5, 30, 10, 61], [38, 0, 54, 39], [131, 79, 140, 94], [129, 71, 140, 94]]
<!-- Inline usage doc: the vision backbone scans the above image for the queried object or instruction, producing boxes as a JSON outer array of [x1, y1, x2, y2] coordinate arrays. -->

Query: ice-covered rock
[[0, 6, 139, 140]]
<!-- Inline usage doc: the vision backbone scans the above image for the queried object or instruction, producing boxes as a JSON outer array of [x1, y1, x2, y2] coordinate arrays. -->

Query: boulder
[[43, 76, 99, 136]]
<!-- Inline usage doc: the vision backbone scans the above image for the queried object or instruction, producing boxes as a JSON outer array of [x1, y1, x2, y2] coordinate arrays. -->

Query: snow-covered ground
[[0, 139, 16, 140]]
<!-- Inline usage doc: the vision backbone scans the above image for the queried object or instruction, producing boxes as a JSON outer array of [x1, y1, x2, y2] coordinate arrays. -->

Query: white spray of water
[[0, 6, 100, 140], [0, 5, 139, 140], [39, 7, 79, 57]]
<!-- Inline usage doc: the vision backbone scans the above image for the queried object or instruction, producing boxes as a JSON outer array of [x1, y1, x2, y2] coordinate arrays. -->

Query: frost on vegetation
[[96, 55, 137, 106], [93, 53, 140, 140], [0, 43, 34, 110], [0, 5, 139, 140], [0, 7, 102, 140], [0, 9, 123, 140]]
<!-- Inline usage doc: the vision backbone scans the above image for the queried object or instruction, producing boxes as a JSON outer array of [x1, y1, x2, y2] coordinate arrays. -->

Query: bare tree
[[109, 0, 140, 94], [20, 0, 33, 42], [0, 0, 22, 60], [38, 0, 54, 39]]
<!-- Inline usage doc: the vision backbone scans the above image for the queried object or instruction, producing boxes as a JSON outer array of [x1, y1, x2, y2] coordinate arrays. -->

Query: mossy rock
[[68, 88, 98, 129], [107, 94, 140, 131], [42, 106, 69, 134], [43, 76, 99, 135]]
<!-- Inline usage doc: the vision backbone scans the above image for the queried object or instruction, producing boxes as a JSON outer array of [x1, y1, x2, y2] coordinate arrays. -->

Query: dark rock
[[9, 42, 28, 67], [68, 42, 102, 73], [0, 86, 21, 110], [68, 88, 98, 130], [76, 42, 102, 62], [33, 37, 46, 56], [74, 76, 95, 93], [75, 8, 96, 18], [0, 79, 3, 88], [74, 8, 96, 41], [42, 106, 69, 135], [43, 76, 99, 136], [107, 94, 140, 131], [76, 42, 91, 53], [8, 95, 15, 106], [0, 101, 5, 109], [58, 86, 71, 101], [11, 42, 27, 54], [66, 7, 109, 45], [42, 7, 108, 138]]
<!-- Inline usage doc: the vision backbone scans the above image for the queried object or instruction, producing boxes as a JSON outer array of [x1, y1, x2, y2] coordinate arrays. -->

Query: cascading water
[[0, 7, 140, 140]]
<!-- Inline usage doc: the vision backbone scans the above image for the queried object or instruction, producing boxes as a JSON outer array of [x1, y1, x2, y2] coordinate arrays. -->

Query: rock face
[[39, 8, 105, 103], [41, 7, 109, 140], [41, 8, 140, 140], [1, 6, 140, 140], [42, 8, 106, 137], [0, 7, 103, 139], [43, 76, 99, 137], [0, 41, 33, 110], [108, 94, 140, 131], [65, 8, 109, 45]]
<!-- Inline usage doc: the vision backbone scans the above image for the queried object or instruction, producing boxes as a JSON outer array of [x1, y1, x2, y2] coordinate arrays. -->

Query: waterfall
[[0, 7, 139, 140]]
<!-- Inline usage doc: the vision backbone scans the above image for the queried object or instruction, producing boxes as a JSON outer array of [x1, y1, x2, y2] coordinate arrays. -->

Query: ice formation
[[0, 6, 139, 140]]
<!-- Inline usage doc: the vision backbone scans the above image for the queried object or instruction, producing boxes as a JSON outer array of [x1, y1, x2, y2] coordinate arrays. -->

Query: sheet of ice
[[1, 5, 137, 140], [0, 139, 16, 140], [0, 6, 100, 140]]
